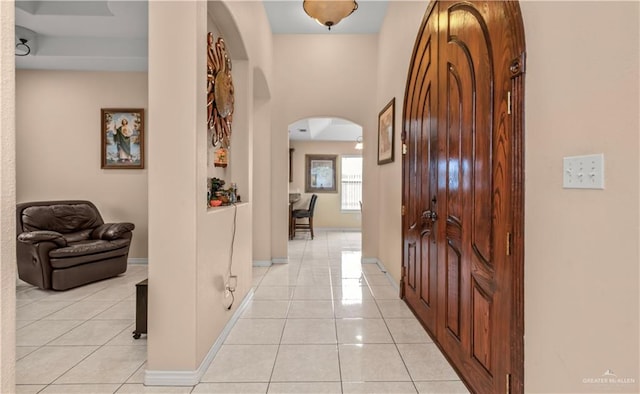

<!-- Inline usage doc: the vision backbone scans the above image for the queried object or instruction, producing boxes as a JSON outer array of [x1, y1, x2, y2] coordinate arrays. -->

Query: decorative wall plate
[[207, 34, 234, 147]]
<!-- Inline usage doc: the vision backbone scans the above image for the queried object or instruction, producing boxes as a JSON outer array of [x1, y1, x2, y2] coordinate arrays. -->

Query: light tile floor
[[16, 230, 468, 393]]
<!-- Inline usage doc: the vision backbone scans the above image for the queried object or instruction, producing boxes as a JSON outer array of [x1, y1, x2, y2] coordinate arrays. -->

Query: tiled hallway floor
[[16, 230, 468, 393]]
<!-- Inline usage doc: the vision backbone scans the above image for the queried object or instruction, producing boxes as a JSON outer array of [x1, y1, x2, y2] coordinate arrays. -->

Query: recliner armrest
[[18, 230, 67, 247], [91, 223, 135, 240]]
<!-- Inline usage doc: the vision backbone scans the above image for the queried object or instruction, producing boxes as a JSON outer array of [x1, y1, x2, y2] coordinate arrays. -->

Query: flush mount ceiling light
[[303, 0, 358, 31], [15, 26, 37, 57], [15, 38, 31, 56]]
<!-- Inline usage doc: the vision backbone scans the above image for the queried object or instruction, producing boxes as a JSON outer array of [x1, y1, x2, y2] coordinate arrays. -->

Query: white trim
[[361, 258, 400, 290], [143, 370, 199, 387], [144, 288, 254, 386], [315, 227, 361, 232], [252, 260, 272, 267], [375, 259, 400, 292], [272, 258, 289, 264], [128, 258, 148, 265], [361, 257, 379, 264]]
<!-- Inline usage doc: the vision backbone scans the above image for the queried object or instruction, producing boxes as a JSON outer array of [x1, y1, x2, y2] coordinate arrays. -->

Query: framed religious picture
[[377, 98, 395, 165], [305, 154, 337, 193], [101, 108, 145, 169]]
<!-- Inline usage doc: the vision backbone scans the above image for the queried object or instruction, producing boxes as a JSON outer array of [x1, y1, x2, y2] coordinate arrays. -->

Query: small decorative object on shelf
[[209, 177, 226, 207], [208, 178, 240, 207], [214, 147, 228, 167]]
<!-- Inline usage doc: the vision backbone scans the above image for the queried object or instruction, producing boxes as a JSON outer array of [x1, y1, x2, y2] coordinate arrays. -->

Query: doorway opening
[[288, 117, 363, 240]]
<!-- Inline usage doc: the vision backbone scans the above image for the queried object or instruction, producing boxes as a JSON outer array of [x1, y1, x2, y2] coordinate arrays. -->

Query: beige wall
[[220, 1, 275, 265], [147, 0, 272, 377], [374, 1, 429, 284], [273, 34, 378, 259], [0, 0, 16, 391], [522, 1, 639, 392], [147, 1, 203, 370], [252, 93, 272, 263], [289, 140, 362, 229], [15, 70, 148, 259]]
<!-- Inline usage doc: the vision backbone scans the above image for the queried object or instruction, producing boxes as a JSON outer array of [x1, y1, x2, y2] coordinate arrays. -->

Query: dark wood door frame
[[401, 1, 525, 393]]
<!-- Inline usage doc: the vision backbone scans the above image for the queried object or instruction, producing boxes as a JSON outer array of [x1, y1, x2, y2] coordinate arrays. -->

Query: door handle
[[422, 210, 438, 222]]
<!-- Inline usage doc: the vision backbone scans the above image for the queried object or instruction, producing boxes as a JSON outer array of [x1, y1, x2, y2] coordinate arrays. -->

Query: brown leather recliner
[[16, 200, 135, 290]]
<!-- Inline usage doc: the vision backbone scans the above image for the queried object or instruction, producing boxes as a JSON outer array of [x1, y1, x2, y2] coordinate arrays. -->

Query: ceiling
[[14, 0, 381, 142], [267, 1, 382, 143], [15, 1, 148, 71], [289, 118, 362, 142]]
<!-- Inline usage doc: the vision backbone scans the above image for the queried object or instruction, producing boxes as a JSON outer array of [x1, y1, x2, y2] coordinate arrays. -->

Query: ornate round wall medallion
[[207, 34, 234, 147]]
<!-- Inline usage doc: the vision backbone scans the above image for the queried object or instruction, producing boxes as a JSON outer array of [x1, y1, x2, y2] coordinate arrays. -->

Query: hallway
[[16, 230, 467, 393]]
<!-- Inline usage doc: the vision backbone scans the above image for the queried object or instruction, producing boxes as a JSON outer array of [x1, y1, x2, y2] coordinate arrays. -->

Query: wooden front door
[[402, 4, 439, 332], [401, 1, 526, 393]]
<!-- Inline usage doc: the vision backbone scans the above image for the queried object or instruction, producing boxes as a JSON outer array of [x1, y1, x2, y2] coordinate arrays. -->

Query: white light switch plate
[[563, 154, 605, 189]]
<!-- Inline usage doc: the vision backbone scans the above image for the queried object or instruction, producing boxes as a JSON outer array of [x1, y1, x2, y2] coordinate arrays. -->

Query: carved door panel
[[402, 1, 525, 393], [401, 3, 439, 332]]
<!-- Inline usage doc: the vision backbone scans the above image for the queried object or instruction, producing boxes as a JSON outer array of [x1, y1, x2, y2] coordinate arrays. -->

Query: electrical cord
[[226, 202, 238, 310]]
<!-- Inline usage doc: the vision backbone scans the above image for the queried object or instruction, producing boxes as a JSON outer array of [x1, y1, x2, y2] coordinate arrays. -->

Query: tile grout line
[[327, 240, 346, 394], [264, 258, 294, 393]]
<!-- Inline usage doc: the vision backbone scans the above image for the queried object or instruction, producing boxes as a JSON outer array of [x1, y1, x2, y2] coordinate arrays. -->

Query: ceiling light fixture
[[303, 0, 358, 31], [15, 38, 31, 56], [355, 136, 363, 150]]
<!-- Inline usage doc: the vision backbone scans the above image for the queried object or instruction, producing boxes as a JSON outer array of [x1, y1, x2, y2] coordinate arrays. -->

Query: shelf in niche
[[206, 201, 249, 213]]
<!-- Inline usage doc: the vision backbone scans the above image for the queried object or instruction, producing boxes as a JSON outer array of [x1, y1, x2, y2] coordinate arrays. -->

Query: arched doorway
[[288, 117, 364, 239]]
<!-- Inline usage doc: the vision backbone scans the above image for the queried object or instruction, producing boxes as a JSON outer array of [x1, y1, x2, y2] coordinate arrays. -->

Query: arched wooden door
[[401, 1, 525, 393]]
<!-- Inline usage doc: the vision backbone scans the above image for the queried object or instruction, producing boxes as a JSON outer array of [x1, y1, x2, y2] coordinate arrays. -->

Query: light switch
[[563, 154, 605, 189]]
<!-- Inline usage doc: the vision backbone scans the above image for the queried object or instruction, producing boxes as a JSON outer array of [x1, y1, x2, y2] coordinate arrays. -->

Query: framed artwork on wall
[[378, 98, 395, 165], [305, 154, 337, 193], [101, 108, 145, 169]]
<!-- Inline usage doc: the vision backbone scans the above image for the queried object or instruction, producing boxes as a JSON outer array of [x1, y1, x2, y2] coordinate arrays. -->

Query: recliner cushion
[[49, 246, 129, 269], [92, 223, 135, 240], [49, 238, 129, 259], [49, 239, 130, 269], [63, 229, 94, 243], [22, 204, 102, 233]]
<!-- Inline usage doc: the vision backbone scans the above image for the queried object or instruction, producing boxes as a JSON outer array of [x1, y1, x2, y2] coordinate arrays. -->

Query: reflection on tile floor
[[16, 230, 468, 393]]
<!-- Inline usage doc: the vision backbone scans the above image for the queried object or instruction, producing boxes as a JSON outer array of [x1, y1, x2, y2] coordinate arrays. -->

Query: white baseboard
[[271, 258, 289, 264], [252, 260, 273, 267], [314, 227, 361, 232], [375, 259, 399, 291], [362, 257, 400, 291], [128, 258, 148, 265], [144, 288, 254, 386]]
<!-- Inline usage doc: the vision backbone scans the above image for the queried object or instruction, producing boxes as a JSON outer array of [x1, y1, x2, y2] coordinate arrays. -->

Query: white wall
[[289, 140, 362, 229], [374, 2, 429, 283], [273, 34, 378, 259], [0, 0, 16, 391], [522, 1, 639, 392], [15, 71, 148, 259]]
